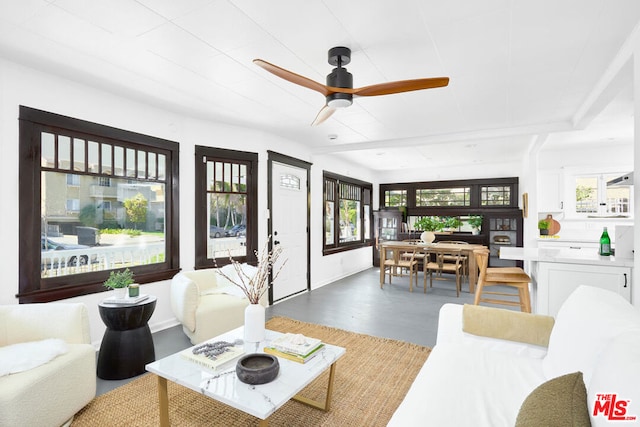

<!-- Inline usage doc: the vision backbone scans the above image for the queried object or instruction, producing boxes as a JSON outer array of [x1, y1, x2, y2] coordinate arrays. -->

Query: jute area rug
[[72, 317, 431, 426]]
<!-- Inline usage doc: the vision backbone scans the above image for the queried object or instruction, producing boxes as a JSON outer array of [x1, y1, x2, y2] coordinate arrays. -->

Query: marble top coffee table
[[146, 326, 346, 426]]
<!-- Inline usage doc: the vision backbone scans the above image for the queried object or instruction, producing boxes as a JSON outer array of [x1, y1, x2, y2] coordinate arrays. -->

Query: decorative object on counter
[[468, 215, 483, 235], [216, 237, 287, 343], [544, 214, 561, 236], [443, 216, 462, 232], [599, 227, 611, 256], [236, 353, 279, 385], [537, 219, 550, 236], [103, 268, 135, 299]]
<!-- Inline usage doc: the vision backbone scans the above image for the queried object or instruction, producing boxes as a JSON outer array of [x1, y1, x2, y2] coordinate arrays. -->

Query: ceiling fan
[[253, 46, 449, 126]]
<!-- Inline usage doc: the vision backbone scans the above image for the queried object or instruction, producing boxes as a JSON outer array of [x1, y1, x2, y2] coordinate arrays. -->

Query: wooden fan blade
[[351, 77, 449, 97], [253, 59, 331, 96], [311, 105, 336, 126]]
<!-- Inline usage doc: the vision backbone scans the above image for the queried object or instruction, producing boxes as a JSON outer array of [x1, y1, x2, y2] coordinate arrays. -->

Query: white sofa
[[0, 303, 96, 427], [389, 285, 640, 426], [171, 266, 255, 344]]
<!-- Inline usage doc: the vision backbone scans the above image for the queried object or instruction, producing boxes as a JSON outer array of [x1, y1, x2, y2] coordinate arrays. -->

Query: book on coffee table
[[180, 345, 244, 370], [264, 343, 324, 364], [270, 333, 323, 356]]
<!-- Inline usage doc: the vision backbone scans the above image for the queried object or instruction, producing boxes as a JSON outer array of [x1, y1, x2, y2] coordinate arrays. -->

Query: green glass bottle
[[599, 227, 611, 256]]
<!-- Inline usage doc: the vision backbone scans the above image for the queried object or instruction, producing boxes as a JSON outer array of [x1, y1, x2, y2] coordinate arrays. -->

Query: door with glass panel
[[270, 160, 309, 302]]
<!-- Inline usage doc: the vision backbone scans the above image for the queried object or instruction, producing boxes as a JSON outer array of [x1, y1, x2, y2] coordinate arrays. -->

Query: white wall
[[0, 58, 374, 346]]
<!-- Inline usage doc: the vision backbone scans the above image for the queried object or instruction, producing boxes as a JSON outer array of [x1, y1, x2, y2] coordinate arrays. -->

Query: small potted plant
[[468, 215, 483, 235], [104, 268, 134, 299], [413, 216, 444, 243], [538, 219, 550, 236]]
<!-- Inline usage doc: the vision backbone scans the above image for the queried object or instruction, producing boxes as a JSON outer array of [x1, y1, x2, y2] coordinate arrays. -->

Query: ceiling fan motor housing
[[326, 67, 353, 106]]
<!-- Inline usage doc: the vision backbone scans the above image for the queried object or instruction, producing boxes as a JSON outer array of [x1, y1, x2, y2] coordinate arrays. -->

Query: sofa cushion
[[463, 304, 555, 347], [543, 285, 640, 385], [588, 330, 640, 427], [515, 371, 589, 427], [387, 342, 546, 426]]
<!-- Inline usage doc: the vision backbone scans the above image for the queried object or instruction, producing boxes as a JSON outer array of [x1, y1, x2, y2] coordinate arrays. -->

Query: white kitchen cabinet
[[538, 171, 563, 212], [536, 262, 631, 316]]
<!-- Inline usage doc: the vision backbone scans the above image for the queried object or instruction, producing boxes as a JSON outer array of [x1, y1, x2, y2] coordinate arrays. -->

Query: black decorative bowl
[[236, 353, 280, 385]]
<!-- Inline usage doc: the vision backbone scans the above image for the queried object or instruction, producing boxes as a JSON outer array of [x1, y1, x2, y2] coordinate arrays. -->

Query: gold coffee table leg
[[157, 376, 170, 427], [292, 362, 337, 411]]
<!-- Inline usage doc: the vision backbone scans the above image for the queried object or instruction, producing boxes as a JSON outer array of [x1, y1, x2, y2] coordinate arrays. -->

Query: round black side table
[[97, 295, 157, 380]]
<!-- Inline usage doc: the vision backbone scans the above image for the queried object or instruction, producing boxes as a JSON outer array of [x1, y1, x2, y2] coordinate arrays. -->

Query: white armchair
[[171, 266, 252, 344], [0, 303, 96, 427]]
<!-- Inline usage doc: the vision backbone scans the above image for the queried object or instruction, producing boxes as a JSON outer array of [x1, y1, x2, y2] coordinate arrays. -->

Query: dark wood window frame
[[194, 146, 258, 269], [380, 177, 519, 216], [323, 171, 373, 255], [18, 106, 180, 303]]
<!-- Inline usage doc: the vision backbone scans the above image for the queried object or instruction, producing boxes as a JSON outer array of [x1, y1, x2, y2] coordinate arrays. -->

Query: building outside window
[[19, 106, 180, 303]]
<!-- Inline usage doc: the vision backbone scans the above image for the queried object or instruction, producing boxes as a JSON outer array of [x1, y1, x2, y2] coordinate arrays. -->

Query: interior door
[[270, 161, 309, 301]]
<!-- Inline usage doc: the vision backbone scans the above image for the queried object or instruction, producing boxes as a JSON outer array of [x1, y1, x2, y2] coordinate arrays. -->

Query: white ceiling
[[0, 0, 638, 172]]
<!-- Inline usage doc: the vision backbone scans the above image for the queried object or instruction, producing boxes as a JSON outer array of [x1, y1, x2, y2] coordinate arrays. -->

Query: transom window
[[416, 187, 470, 207], [384, 189, 407, 207], [19, 106, 180, 303], [481, 185, 511, 206]]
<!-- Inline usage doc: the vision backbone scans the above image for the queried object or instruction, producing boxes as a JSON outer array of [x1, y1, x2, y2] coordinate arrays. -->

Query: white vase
[[244, 303, 265, 343], [420, 231, 436, 243], [113, 287, 127, 299]]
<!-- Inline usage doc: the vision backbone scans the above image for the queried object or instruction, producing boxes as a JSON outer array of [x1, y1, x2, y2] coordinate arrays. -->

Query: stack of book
[[264, 333, 324, 364]]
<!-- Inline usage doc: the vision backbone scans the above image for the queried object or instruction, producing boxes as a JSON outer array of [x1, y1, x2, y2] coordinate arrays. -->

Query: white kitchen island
[[500, 246, 633, 316]]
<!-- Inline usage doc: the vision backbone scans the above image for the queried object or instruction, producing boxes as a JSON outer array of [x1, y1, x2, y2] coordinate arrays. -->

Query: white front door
[[271, 161, 308, 301]]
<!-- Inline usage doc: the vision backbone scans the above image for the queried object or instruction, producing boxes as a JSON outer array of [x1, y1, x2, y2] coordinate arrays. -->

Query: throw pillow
[[0, 339, 68, 376], [515, 371, 590, 427]]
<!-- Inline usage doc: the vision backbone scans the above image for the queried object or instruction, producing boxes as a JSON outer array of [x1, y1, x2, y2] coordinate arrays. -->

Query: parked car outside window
[[226, 224, 246, 237], [41, 237, 89, 266], [209, 226, 227, 238]]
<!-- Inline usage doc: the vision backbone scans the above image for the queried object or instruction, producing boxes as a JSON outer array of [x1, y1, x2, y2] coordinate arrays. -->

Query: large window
[[194, 146, 258, 268], [574, 174, 631, 216], [323, 172, 372, 254], [19, 106, 180, 303]]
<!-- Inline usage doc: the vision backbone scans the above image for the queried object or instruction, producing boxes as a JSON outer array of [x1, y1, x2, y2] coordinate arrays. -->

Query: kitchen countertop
[[500, 246, 634, 267]]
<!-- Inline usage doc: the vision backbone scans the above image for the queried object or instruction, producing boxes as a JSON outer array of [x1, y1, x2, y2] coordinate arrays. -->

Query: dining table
[[378, 240, 488, 293]]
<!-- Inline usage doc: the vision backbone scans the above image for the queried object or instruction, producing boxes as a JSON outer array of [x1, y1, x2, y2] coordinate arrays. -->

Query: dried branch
[[214, 238, 287, 304]]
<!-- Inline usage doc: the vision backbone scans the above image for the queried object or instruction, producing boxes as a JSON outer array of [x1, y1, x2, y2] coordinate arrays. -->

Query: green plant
[[443, 216, 462, 229], [413, 216, 444, 231], [537, 219, 550, 230], [468, 215, 483, 229], [103, 268, 134, 289]]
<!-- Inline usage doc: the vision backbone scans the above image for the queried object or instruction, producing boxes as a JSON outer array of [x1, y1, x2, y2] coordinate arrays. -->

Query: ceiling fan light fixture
[[327, 97, 352, 108]]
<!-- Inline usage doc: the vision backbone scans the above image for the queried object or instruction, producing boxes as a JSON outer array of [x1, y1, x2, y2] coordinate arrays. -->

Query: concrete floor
[[96, 266, 475, 396]]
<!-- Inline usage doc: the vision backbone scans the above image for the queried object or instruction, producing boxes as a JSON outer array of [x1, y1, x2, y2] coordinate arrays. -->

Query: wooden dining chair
[[382, 247, 420, 292], [438, 241, 470, 283], [424, 247, 463, 296], [473, 249, 532, 312]]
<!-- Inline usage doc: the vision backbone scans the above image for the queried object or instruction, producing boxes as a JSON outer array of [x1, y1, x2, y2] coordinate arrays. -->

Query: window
[[574, 174, 631, 216], [194, 146, 258, 268], [323, 172, 372, 254], [481, 185, 511, 206], [19, 106, 180, 303], [384, 189, 407, 207], [416, 187, 470, 207]]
